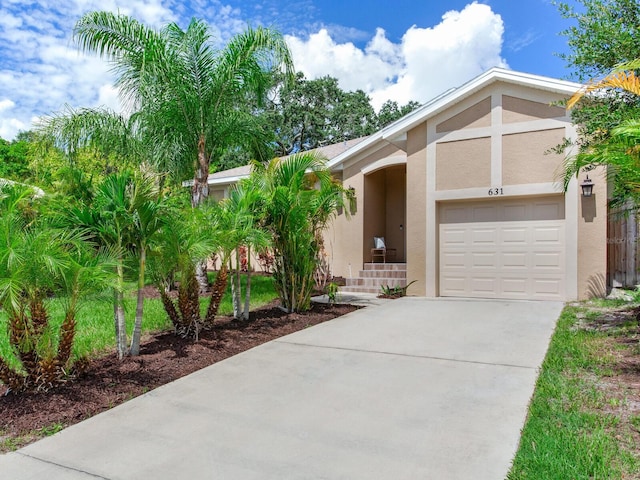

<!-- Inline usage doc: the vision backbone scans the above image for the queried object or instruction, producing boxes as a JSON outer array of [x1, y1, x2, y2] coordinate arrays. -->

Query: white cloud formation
[[286, 2, 508, 110], [0, 1, 508, 140]]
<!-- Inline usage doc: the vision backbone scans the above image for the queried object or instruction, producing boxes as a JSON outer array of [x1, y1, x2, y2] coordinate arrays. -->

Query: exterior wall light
[[580, 175, 594, 197]]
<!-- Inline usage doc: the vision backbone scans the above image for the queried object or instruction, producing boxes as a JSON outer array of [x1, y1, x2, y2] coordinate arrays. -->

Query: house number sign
[[487, 187, 504, 196]]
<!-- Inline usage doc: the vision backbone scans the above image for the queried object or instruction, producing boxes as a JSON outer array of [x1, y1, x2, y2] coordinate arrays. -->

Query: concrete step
[[363, 262, 406, 271], [358, 269, 407, 279], [346, 277, 407, 288]]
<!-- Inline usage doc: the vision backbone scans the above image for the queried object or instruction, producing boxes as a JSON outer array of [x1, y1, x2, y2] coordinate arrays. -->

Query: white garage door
[[439, 196, 566, 300]]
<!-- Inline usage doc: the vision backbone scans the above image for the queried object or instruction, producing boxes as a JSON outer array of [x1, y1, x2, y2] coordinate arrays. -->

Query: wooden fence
[[608, 211, 640, 287]]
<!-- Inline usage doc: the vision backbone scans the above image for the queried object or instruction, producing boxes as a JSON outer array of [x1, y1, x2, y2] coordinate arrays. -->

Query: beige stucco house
[[207, 68, 607, 302]]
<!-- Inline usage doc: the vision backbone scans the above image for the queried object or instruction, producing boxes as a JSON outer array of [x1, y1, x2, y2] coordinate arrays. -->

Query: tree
[[564, 63, 640, 209], [216, 181, 270, 321], [73, 11, 294, 207], [556, 0, 640, 147], [251, 152, 350, 312], [376, 100, 422, 129], [0, 184, 114, 392], [265, 73, 375, 156], [0, 136, 31, 181]]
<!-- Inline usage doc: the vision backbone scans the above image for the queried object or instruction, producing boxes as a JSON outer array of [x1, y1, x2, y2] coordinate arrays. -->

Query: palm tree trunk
[[192, 134, 211, 292], [243, 247, 252, 321], [56, 308, 77, 370], [205, 264, 228, 324], [130, 247, 146, 356], [232, 252, 241, 319], [115, 261, 128, 360], [191, 135, 210, 208]]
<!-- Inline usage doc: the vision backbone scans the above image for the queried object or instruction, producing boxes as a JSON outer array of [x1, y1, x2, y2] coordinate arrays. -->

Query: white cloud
[[0, 1, 509, 141], [286, 2, 508, 110]]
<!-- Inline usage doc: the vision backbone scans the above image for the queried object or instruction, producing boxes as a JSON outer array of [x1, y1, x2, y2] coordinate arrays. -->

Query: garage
[[439, 196, 566, 300]]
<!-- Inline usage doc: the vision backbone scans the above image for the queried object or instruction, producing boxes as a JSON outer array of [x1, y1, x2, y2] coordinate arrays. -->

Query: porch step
[[343, 263, 407, 294]]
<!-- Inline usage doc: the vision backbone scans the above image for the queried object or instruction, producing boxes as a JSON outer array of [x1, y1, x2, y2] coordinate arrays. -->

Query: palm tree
[[251, 152, 350, 312], [0, 184, 114, 392], [73, 11, 294, 206], [67, 171, 166, 358], [564, 60, 640, 208], [148, 207, 216, 338], [212, 181, 270, 321]]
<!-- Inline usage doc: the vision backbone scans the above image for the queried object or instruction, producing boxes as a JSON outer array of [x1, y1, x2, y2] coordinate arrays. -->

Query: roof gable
[[327, 68, 582, 171]]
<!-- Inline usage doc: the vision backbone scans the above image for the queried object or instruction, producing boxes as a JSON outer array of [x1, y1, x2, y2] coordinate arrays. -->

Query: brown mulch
[[0, 300, 359, 452]]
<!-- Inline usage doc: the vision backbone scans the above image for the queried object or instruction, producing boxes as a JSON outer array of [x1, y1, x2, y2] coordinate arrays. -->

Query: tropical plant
[[556, 0, 640, 149], [379, 280, 417, 298], [66, 170, 166, 358], [215, 180, 270, 321], [0, 184, 114, 392], [73, 11, 294, 206], [251, 152, 350, 312], [563, 60, 640, 209]]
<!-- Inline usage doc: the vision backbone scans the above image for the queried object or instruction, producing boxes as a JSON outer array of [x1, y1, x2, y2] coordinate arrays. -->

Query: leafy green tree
[[73, 11, 294, 206], [376, 100, 422, 128], [0, 136, 31, 181], [0, 184, 114, 392], [266, 73, 378, 156], [251, 152, 350, 312], [556, 0, 640, 147]]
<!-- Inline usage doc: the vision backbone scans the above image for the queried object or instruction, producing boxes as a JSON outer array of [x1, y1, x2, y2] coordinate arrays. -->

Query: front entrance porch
[[342, 263, 407, 294]]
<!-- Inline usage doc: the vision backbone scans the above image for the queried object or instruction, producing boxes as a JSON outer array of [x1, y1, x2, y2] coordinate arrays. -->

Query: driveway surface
[[0, 297, 563, 480]]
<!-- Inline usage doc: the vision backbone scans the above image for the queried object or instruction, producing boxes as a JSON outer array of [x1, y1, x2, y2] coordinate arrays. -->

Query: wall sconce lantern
[[580, 175, 594, 197]]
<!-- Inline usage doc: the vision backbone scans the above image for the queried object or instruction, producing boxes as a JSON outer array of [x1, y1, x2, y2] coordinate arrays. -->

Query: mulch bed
[[0, 300, 359, 452]]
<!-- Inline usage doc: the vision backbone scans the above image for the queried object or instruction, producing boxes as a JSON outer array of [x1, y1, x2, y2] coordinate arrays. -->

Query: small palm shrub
[[0, 185, 114, 392]]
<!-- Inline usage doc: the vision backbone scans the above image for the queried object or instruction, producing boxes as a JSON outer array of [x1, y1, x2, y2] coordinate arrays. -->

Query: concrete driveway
[[0, 297, 562, 480]]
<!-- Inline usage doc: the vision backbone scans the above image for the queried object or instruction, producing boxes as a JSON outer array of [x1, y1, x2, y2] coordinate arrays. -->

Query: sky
[[0, 0, 580, 141]]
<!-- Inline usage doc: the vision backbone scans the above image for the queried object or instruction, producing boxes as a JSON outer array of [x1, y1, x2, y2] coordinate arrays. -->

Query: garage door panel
[[471, 252, 498, 268], [501, 252, 528, 269], [502, 227, 527, 243], [502, 277, 528, 295], [472, 228, 498, 244], [439, 196, 565, 301]]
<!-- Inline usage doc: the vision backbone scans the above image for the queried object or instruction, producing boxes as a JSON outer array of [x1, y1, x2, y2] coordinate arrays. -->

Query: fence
[[608, 210, 640, 287]]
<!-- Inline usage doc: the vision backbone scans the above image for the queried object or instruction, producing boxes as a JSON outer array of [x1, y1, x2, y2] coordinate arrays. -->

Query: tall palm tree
[[251, 152, 350, 312], [73, 11, 294, 206]]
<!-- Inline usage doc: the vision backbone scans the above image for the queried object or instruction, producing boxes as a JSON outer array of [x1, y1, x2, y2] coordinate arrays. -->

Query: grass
[[507, 302, 640, 479], [0, 273, 277, 368]]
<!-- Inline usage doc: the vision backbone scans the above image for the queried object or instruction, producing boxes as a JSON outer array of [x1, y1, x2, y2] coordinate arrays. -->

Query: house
[[208, 67, 606, 302]]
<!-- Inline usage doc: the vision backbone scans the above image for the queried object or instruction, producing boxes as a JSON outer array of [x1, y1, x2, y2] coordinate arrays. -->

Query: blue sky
[[0, 0, 580, 140]]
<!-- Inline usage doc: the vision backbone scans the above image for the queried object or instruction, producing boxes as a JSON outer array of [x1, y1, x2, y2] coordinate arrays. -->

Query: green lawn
[[0, 273, 277, 368], [508, 301, 640, 479]]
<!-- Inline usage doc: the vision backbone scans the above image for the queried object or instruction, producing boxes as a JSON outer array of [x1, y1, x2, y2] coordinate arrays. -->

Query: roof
[[206, 136, 369, 187], [326, 67, 583, 171], [206, 68, 583, 188], [0, 178, 45, 197]]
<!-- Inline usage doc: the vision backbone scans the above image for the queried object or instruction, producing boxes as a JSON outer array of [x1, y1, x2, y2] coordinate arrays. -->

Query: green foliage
[[556, 0, 640, 81], [326, 282, 339, 305], [73, 11, 294, 205], [0, 137, 30, 181], [0, 184, 115, 392], [556, 0, 640, 148], [376, 100, 422, 129], [379, 280, 417, 298], [265, 73, 420, 156], [252, 152, 349, 312]]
